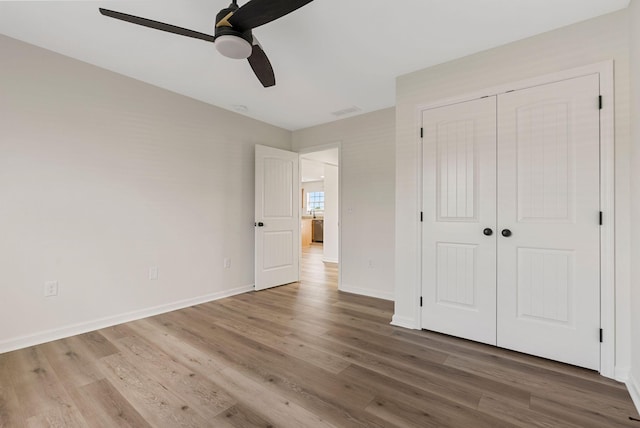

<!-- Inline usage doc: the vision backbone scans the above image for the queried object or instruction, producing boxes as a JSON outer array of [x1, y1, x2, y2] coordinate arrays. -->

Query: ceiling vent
[[331, 106, 361, 117]]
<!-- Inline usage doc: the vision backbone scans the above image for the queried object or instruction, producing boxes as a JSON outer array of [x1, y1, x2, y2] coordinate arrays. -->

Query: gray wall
[[394, 10, 632, 375], [293, 108, 396, 300], [0, 34, 292, 352], [629, 0, 640, 407]]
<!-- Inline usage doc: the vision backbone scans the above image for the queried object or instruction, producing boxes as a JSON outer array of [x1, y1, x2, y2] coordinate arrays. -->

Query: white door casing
[[496, 74, 601, 370], [255, 145, 300, 291], [421, 96, 498, 346]]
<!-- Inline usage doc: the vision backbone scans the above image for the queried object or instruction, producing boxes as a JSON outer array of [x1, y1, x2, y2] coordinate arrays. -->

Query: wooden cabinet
[[301, 218, 312, 247]]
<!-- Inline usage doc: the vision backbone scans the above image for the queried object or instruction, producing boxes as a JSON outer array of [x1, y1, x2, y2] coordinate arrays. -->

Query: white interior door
[[496, 75, 601, 370], [422, 96, 498, 346], [255, 145, 300, 291]]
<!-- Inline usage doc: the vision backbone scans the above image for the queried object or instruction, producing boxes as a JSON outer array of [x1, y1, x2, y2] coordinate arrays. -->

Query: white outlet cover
[[44, 281, 58, 297], [149, 267, 159, 280]]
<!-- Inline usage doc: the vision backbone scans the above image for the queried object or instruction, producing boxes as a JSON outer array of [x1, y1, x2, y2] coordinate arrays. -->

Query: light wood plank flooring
[[1, 243, 639, 427]]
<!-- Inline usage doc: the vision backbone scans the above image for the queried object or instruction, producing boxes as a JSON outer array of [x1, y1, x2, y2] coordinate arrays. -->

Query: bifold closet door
[[421, 96, 498, 346], [496, 74, 601, 370]]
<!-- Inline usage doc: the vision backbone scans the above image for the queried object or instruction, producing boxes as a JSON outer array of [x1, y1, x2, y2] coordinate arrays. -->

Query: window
[[307, 191, 325, 213]]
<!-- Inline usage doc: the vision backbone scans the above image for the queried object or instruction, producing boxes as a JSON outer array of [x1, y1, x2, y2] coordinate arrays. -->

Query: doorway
[[299, 145, 340, 286]]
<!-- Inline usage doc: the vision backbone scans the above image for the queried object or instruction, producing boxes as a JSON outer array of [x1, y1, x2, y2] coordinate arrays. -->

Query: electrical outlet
[[149, 266, 159, 280], [224, 258, 231, 269], [44, 281, 58, 297]]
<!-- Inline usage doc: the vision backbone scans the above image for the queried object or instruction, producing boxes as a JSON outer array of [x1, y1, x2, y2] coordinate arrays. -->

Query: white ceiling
[[301, 159, 325, 183], [301, 148, 338, 166], [301, 148, 339, 182], [0, 0, 630, 130]]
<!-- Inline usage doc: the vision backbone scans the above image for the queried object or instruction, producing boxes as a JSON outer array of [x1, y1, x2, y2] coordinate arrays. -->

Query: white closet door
[[422, 96, 498, 345], [496, 74, 601, 370]]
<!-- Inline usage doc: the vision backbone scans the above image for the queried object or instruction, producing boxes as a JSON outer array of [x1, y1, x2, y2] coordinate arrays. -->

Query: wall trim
[[405, 61, 616, 378], [340, 283, 394, 301], [628, 373, 640, 415], [615, 366, 631, 383], [0, 284, 254, 355], [322, 257, 339, 264], [391, 315, 420, 330]]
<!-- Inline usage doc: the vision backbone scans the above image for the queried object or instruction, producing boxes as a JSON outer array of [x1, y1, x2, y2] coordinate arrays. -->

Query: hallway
[[301, 243, 338, 289]]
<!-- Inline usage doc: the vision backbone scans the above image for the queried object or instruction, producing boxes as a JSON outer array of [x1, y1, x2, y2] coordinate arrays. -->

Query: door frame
[[415, 61, 615, 378], [298, 142, 342, 290]]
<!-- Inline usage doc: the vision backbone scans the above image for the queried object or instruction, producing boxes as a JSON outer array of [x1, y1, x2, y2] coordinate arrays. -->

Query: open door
[[255, 145, 300, 291]]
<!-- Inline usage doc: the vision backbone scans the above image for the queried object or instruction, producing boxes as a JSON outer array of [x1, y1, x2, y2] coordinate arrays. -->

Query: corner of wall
[[629, 0, 640, 416]]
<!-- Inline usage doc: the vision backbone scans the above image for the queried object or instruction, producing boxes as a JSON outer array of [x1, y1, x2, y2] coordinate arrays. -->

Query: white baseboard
[[339, 283, 394, 301], [628, 372, 640, 415], [0, 284, 254, 355], [390, 314, 420, 330], [322, 257, 339, 264], [615, 366, 630, 383]]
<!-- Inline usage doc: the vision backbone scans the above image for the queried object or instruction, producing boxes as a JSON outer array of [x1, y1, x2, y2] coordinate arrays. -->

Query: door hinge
[[599, 211, 603, 226], [599, 95, 603, 110], [600, 328, 603, 343], [420, 297, 423, 307], [420, 211, 423, 222], [420, 127, 424, 138]]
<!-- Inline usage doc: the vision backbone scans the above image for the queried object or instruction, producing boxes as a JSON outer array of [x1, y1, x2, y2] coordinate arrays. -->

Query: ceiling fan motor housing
[[214, 6, 253, 59], [99, 0, 316, 86]]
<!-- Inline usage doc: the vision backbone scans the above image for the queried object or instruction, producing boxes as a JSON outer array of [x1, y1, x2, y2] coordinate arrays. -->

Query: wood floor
[[1, 243, 639, 427]]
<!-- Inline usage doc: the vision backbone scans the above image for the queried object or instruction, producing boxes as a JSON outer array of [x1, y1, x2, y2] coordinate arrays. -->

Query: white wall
[[292, 108, 396, 301], [628, 0, 640, 411], [394, 10, 632, 374], [323, 164, 339, 263], [0, 35, 291, 352]]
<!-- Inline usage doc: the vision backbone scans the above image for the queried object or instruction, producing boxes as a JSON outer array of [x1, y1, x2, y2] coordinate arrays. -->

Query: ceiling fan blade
[[99, 8, 216, 43], [228, 0, 314, 31], [247, 40, 275, 87]]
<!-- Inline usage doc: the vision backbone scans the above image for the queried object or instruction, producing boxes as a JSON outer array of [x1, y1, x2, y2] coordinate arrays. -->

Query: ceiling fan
[[99, 0, 314, 88]]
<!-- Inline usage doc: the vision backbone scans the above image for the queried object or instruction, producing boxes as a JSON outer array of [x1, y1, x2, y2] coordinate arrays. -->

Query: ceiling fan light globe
[[215, 35, 252, 59]]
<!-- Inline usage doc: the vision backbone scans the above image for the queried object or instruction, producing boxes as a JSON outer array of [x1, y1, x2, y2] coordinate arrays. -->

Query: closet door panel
[[496, 74, 601, 370], [422, 96, 497, 345]]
